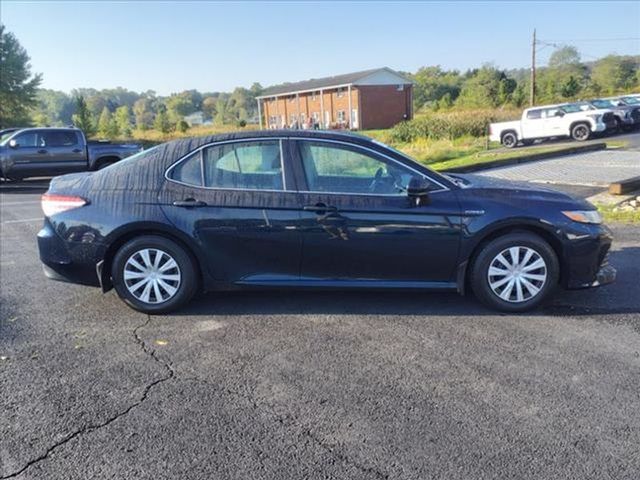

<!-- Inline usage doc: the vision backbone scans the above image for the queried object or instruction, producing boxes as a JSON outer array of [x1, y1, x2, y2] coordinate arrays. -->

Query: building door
[[351, 109, 359, 129], [324, 111, 331, 129]]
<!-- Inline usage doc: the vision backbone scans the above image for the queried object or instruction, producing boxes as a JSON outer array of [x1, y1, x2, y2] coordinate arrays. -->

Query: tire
[[571, 123, 591, 142], [112, 235, 198, 314], [501, 131, 518, 148], [470, 232, 559, 313]]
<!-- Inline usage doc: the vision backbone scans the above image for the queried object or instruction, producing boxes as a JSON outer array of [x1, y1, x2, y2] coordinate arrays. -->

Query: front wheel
[[571, 123, 591, 142], [470, 233, 559, 312], [112, 235, 198, 313]]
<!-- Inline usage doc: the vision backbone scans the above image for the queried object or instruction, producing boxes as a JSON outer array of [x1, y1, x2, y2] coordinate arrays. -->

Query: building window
[[289, 96, 295, 103], [311, 112, 320, 121], [311, 91, 319, 101], [336, 88, 345, 98], [337, 110, 346, 123], [397, 84, 404, 91]]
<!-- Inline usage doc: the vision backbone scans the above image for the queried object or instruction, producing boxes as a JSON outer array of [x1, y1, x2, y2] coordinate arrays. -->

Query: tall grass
[[388, 109, 519, 143]]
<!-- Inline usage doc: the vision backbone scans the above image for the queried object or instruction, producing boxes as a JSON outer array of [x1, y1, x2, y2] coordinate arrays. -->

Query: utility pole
[[530, 28, 536, 107]]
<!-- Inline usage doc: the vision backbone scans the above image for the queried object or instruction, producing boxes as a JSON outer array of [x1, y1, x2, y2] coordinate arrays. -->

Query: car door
[[291, 139, 462, 285], [521, 108, 544, 138], [3, 130, 48, 178], [540, 108, 566, 136], [159, 138, 303, 285], [41, 130, 87, 175]]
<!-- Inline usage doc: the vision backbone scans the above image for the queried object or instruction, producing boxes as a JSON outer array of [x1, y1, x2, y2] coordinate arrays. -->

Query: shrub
[[388, 109, 519, 143], [176, 120, 189, 133]]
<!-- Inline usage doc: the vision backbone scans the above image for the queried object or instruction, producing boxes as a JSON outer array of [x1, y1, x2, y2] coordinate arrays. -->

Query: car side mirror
[[407, 177, 431, 206], [8, 139, 18, 148], [555, 111, 565, 117]]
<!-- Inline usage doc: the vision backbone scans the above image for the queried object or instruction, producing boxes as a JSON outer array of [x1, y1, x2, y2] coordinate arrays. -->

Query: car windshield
[[591, 100, 615, 109], [621, 97, 640, 105], [0, 130, 19, 144], [561, 104, 585, 113]]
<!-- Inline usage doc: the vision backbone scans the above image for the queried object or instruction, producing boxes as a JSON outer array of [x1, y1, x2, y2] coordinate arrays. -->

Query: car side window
[[13, 132, 42, 147], [526, 109, 542, 120], [170, 151, 202, 186], [298, 141, 421, 195], [203, 141, 283, 191], [44, 131, 79, 147]]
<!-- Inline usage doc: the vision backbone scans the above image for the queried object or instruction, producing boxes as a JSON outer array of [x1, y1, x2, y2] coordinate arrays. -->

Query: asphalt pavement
[[1, 181, 639, 480]]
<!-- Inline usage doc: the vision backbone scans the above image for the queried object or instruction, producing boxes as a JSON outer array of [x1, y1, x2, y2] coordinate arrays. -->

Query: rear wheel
[[112, 235, 198, 313], [571, 123, 591, 141], [470, 232, 559, 312], [501, 131, 518, 148]]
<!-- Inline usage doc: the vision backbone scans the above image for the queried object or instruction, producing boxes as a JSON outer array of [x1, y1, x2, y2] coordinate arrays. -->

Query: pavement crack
[[1, 316, 174, 479], [182, 376, 388, 479]]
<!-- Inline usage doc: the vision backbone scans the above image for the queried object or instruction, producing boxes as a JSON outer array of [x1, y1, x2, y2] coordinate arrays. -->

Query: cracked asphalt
[[1, 181, 639, 480]]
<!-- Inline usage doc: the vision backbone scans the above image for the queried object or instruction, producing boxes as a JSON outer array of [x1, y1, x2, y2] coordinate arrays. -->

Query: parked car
[[489, 104, 615, 148], [0, 127, 142, 181], [37, 130, 615, 314], [573, 99, 640, 132]]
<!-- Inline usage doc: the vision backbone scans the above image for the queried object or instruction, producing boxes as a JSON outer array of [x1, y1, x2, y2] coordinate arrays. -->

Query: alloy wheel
[[487, 246, 547, 303], [123, 248, 181, 304]]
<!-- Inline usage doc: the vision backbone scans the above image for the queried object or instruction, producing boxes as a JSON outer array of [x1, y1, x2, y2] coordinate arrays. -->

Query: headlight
[[562, 210, 602, 224], [586, 114, 602, 122]]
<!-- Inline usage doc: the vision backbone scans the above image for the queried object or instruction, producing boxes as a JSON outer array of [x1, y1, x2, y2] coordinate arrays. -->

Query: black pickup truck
[[0, 127, 142, 181]]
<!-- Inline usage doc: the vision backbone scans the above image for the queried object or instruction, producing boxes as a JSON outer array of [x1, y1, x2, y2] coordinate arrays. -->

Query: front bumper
[[564, 223, 615, 290]]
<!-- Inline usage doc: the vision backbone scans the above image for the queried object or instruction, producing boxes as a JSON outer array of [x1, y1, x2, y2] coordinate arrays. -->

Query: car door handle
[[172, 199, 207, 208], [303, 203, 338, 214], [37, 149, 48, 154], [72, 149, 82, 153]]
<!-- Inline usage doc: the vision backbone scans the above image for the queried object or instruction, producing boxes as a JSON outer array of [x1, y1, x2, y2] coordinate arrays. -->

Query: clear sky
[[2, 1, 639, 95]]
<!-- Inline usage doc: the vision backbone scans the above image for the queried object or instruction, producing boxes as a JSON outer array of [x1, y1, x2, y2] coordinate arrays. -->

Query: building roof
[[257, 67, 412, 98]]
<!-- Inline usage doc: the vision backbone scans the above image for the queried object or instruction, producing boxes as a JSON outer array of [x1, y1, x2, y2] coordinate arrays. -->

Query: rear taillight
[[41, 194, 87, 217]]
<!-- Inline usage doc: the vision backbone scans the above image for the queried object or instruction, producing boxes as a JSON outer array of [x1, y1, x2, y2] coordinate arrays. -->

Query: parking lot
[[1, 181, 640, 479]]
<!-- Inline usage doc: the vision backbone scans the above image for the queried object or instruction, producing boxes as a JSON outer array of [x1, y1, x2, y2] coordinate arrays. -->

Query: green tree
[[411, 66, 462, 111], [71, 95, 96, 136], [560, 75, 580, 98], [176, 119, 189, 133], [548, 46, 581, 69], [133, 97, 154, 130], [97, 107, 118, 138], [202, 96, 218, 120], [0, 24, 42, 127], [591, 55, 638, 94], [153, 105, 171, 133], [456, 65, 514, 108], [114, 105, 132, 137]]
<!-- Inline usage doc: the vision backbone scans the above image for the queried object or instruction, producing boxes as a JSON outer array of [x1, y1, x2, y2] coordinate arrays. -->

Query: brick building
[[256, 67, 413, 130]]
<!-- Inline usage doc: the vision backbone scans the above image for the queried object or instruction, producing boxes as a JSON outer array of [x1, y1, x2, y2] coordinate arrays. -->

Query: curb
[[609, 176, 640, 195], [443, 142, 608, 174]]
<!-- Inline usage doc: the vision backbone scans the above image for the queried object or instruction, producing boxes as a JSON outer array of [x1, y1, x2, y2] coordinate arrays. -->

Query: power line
[[540, 37, 640, 43]]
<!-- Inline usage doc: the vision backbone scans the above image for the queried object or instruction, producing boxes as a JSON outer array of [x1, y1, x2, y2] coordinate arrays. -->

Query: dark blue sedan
[[37, 130, 615, 313]]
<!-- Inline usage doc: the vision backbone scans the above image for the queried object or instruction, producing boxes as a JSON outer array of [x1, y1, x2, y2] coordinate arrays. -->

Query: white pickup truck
[[489, 104, 616, 148]]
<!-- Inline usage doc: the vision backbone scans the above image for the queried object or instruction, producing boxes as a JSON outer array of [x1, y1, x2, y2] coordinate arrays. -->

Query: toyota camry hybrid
[[37, 130, 615, 313]]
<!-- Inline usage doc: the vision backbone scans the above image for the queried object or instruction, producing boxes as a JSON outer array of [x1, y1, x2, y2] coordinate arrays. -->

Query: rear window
[[526, 109, 542, 119], [44, 131, 79, 147]]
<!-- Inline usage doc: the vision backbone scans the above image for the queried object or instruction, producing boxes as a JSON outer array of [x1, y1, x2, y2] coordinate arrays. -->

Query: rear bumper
[[37, 218, 102, 287]]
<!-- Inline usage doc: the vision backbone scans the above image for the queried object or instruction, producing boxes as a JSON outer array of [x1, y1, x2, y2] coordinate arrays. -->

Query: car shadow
[[168, 254, 636, 320]]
